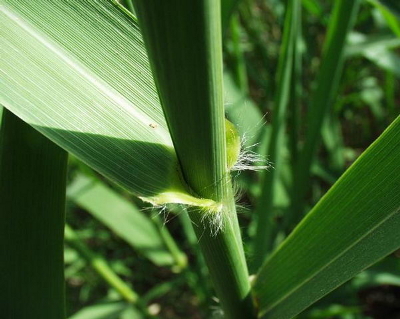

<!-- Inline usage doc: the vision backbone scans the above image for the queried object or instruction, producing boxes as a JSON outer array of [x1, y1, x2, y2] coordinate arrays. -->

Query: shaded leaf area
[[0, 0, 187, 200], [253, 117, 400, 319]]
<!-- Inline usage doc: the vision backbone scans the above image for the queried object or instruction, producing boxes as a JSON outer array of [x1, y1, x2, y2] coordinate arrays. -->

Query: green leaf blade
[[253, 116, 400, 319], [0, 0, 186, 200]]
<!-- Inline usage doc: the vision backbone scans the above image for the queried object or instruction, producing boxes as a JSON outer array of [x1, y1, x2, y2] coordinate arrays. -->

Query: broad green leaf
[[253, 116, 400, 319], [67, 174, 176, 267], [0, 0, 205, 206]]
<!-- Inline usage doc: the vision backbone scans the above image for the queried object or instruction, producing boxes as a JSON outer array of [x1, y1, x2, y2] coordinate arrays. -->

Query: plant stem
[[133, 1, 255, 317], [188, 196, 254, 318], [0, 109, 68, 319]]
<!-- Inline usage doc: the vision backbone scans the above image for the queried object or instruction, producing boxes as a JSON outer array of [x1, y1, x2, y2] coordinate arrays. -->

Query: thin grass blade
[[252, 0, 301, 268], [64, 224, 138, 304], [289, 0, 361, 222]]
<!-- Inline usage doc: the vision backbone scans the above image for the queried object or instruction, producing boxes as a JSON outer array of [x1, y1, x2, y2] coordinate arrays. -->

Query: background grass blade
[[64, 224, 138, 304], [252, 0, 301, 268], [0, 0, 193, 203], [378, 0, 400, 18], [253, 116, 400, 319], [67, 174, 185, 268], [222, 0, 240, 33], [289, 0, 361, 223], [369, 0, 400, 37], [67, 302, 135, 319], [228, 13, 249, 94], [0, 109, 68, 319]]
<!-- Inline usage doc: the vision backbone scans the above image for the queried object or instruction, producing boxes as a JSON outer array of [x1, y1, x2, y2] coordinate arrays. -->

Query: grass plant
[[0, 0, 399, 318]]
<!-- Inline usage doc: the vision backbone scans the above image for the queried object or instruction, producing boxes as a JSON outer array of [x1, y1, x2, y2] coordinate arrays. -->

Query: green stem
[[188, 198, 254, 318], [133, 1, 255, 317], [64, 224, 138, 304], [0, 109, 68, 319]]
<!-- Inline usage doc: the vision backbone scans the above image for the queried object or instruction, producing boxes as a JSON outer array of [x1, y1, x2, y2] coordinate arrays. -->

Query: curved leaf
[[0, 0, 189, 201], [253, 116, 400, 319]]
